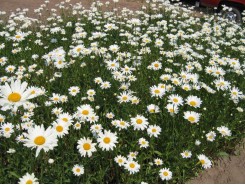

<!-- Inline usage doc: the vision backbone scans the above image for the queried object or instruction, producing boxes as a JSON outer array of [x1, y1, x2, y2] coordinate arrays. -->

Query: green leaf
[[9, 171, 19, 179], [154, 151, 163, 156]]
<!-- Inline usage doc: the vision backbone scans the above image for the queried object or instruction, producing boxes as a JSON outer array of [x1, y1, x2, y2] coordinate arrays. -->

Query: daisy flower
[[0, 80, 40, 111], [206, 131, 216, 142], [90, 124, 103, 134], [57, 113, 73, 126], [23, 125, 58, 157], [138, 138, 149, 148], [97, 130, 118, 151], [1, 122, 14, 138], [147, 104, 160, 113], [197, 154, 212, 169], [130, 115, 149, 130], [159, 168, 172, 181], [49, 93, 61, 104], [150, 61, 162, 70], [168, 94, 183, 106], [0, 114, 5, 123], [150, 85, 165, 98], [115, 119, 130, 130], [68, 86, 80, 96], [87, 89, 96, 96], [18, 173, 38, 184], [217, 126, 232, 137], [154, 158, 163, 166], [183, 111, 200, 123], [166, 104, 179, 114], [128, 152, 138, 160], [77, 137, 97, 157], [13, 32, 26, 42], [186, 95, 202, 108], [73, 122, 82, 130], [114, 155, 127, 166], [76, 104, 94, 119], [72, 164, 84, 176], [52, 121, 69, 138], [180, 150, 192, 158], [117, 91, 132, 103], [147, 125, 161, 138], [124, 160, 140, 174]]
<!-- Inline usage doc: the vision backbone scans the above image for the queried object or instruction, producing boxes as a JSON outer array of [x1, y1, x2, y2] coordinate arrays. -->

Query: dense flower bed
[[0, 0, 244, 183]]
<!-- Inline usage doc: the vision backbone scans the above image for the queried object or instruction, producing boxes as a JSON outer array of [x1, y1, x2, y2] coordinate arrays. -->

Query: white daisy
[[130, 115, 149, 131], [159, 168, 172, 181], [168, 94, 183, 106], [217, 126, 231, 137], [138, 138, 149, 148], [72, 164, 84, 176], [97, 130, 118, 151], [166, 103, 179, 114], [77, 137, 97, 157], [206, 131, 216, 142], [0, 80, 40, 111], [114, 155, 127, 166], [197, 154, 212, 169], [23, 125, 58, 157], [186, 95, 202, 108], [154, 158, 163, 166], [147, 125, 161, 138], [183, 111, 200, 124], [124, 160, 140, 174], [18, 172, 39, 184], [180, 150, 192, 158]]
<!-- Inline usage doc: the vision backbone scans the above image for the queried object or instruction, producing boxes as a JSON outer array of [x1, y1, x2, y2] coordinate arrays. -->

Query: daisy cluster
[[0, 0, 244, 183]]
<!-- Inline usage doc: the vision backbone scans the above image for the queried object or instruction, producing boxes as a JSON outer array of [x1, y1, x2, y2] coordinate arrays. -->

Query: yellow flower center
[[189, 101, 197, 107], [0, 118, 3, 122], [26, 180, 33, 184], [83, 143, 91, 150], [163, 171, 169, 176], [129, 163, 135, 168], [76, 48, 81, 52], [154, 63, 159, 68], [150, 109, 155, 113], [56, 125, 63, 132], [200, 159, 205, 165], [136, 119, 143, 124], [169, 108, 174, 113], [152, 128, 157, 133], [15, 35, 21, 39], [221, 131, 226, 135], [103, 137, 111, 144], [188, 116, 195, 122], [34, 136, 46, 145], [173, 98, 178, 103], [31, 90, 36, 94], [8, 92, 21, 102], [62, 118, 68, 122], [76, 168, 81, 172], [120, 122, 125, 126], [82, 110, 89, 115], [122, 96, 128, 101], [5, 127, 10, 132], [154, 89, 160, 94]]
